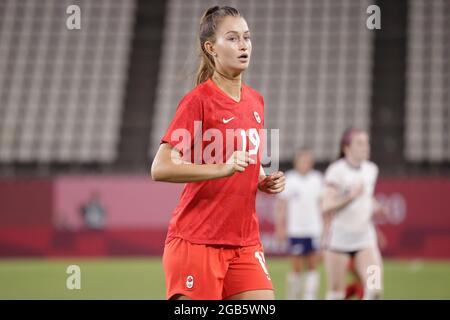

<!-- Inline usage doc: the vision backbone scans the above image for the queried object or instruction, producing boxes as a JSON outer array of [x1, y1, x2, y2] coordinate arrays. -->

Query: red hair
[[338, 128, 363, 159]]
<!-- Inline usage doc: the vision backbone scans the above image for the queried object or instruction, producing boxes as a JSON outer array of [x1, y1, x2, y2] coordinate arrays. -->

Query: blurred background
[[0, 0, 449, 299]]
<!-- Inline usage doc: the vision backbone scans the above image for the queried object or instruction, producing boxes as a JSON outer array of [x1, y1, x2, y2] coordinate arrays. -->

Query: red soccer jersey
[[160, 78, 265, 246]]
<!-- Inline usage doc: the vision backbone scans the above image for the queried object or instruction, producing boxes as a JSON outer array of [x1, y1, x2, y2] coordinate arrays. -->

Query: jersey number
[[239, 128, 260, 155]]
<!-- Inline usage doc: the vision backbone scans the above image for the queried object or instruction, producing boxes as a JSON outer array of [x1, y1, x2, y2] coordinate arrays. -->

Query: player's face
[[295, 152, 314, 174], [347, 132, 370, 162], [213, 16, 252, 75]]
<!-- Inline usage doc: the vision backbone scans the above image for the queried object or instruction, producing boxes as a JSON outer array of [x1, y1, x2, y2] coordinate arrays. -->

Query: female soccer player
[[151, 6, 285, 300], [345, 225, 387, 299], [274, 148, 323, 300], [321, 128, 384, 300]]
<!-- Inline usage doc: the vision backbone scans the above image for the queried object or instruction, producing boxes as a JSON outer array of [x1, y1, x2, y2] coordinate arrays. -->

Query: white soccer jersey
[[278, 170, 324, 238], [324, 158, 379, 251]]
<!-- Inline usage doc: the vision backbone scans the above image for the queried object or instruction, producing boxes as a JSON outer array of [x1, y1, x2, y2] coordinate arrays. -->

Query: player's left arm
[[258, 165, 285, 194], [371, 164, 388, 219], [372, 197, 389, 219]]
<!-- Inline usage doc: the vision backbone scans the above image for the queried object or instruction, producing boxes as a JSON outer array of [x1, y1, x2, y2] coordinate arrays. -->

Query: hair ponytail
[[195, 6, 240, 85], [196, 47, 216, 86]]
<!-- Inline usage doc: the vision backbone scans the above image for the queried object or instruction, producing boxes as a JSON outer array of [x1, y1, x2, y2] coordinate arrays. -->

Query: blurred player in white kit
[[321, 128, 385, 300], [275, 148, 323, 300]]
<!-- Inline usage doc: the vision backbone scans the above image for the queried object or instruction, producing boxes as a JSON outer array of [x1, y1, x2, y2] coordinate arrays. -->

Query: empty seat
[[0, 0, 137, 163]]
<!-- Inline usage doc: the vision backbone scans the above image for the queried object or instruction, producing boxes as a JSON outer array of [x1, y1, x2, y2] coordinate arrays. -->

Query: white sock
[[325, 291, 344, 300], [286, 272, 302, 300], [303, 270, 320, 300]]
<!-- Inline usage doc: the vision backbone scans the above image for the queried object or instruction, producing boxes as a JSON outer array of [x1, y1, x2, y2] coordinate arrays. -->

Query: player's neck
[[212, 71, 242, 102], [295, 168, 310, 176], [345, 156, 362, 169]]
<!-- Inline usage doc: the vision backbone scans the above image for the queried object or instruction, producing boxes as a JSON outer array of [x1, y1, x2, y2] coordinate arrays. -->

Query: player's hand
[[348, 183, 364, 200], [258, 171, 285, 194], [222, 151, 255, 176], [372, 198, 390, 220]]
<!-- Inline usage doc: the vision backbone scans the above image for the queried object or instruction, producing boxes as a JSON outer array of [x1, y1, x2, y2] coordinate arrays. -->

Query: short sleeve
[[160, 94, 203, 162], [315, 172, 326, 199], [324, 163, 342, 188], [371, 162, 379, 182], [277, 172, 295, 200]]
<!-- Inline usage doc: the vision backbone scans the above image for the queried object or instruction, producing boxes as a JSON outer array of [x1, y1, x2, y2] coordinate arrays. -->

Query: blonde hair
[[195, 6, 241, 85]]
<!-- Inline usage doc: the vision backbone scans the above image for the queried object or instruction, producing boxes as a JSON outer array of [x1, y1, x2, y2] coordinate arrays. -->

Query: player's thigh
[[225, 289, 274, 300], [306, 250, 320, 270], [290, 255, 304, 272], [354, 246, 383, 287], [348, 257, 360, 280], [324, 250, 350, 290], [222, 244, 273, 299], [163, 238, 225, 300], [304, 237, 321, 270], [170, 294, 192, 300]]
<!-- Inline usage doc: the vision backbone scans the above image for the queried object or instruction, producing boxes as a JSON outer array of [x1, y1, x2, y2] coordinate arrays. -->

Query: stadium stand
[[0, 0, 136, 163], [405, 0, 450, 162]]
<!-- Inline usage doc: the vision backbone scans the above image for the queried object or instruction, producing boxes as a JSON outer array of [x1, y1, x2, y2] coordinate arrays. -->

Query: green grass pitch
[[1, 257, 449, 299]]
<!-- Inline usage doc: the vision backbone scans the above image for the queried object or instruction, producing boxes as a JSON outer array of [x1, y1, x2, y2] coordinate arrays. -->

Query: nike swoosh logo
[[223, 117, 235, 124]]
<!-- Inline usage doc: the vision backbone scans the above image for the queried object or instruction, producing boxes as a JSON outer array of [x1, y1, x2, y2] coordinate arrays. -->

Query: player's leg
[[345, 256, 365, 299], [170, 294, 192, 300], [354, 246, 383, 300], [324, 250, 350, 299], [286, 237, 306, 299], [222, 244, 274, 300], [286, 254, 303, 300], [345, 258, 355, 299], [298, 237, 320, 300], [163, 238, 226, 300], [303, 250, 320, 300], [225, 289, 275, 300]]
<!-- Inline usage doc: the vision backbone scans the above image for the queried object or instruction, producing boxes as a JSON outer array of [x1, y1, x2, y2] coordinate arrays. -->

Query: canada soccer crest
[[186, 275, 194, 289]]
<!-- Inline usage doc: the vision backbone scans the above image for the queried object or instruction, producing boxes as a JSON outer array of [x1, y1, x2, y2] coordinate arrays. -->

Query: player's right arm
[[320, 183, 363, 214], [151, 143, 255, 183]]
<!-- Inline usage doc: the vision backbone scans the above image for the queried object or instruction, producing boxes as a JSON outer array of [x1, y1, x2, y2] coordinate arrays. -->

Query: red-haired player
[[321, 128, 384, 300]]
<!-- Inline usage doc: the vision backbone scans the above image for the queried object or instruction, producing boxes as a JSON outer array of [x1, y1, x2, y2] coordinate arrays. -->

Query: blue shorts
[[288, 237, 319, 256]]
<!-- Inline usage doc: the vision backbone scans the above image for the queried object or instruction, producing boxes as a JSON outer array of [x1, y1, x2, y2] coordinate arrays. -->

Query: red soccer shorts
[[163, 237, 273, 300]]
